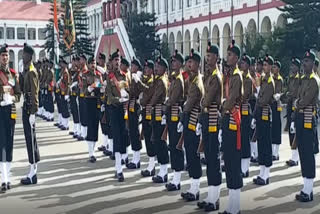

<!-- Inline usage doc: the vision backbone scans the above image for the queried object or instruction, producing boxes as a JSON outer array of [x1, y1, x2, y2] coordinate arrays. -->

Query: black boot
[[21, 175, 38, 185], [286, 160, 298, 167], [253, 176, 269, 185], [165, 183, 180, 191], [141, 168, 155, 177], [204, 200, 220, 212], [181, 192, 199, 201], [126, 162, 141, 169], [296, 191, 313, 202], [152, 174, 168, 183], [1, 183, 6, 193]]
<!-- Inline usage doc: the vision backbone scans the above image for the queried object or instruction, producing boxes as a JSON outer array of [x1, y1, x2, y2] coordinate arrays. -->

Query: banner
[[63, 0, 76, 50]]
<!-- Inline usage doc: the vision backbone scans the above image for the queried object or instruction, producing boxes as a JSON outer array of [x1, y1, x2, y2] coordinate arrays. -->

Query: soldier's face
[[120, 64, 128, 72], [272, 65, 280, 74], [107, 61, 112, 71], [206, 52, 218, 67], [227, 51, 239, 67], [23, 52, 32, 64], [144, 66, 153, 76], [155, 63, 166, 76], [303, 58, 314, 72], [290, 64, 299, 74], [80, 57, 86, 66], [0, 52, 9, 66], [131, 64, 139, 73], [112, 57, 120, 71], [89, 60, 96, 70], [240, 60, 249, 71], [98, 58, 106, 67], [171, 58, 182, 71], [257, 63, 263, 72], [186, 59, 199, 73], [263, 62, 272, 74]]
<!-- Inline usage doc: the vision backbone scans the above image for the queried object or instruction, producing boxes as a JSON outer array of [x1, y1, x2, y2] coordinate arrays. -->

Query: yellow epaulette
[[295, 73, 299, 79], [212, 68, 218, 76], [301, 75, 305, 79], [268, 76, 273, 84], [278, 74, 283, 81]]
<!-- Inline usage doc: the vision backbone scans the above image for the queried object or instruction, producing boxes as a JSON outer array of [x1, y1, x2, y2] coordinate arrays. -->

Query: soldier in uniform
[[140, 60, 156, 177], [164, 50, 185, 191], [218, 41, 243, 214], [147, 56, 169, 184], [78, 54, 89, 140], [84, 57, 103, 163], [20, 43, 40, 185], [106, 50, 129, 182], [0, 44, 21, 192], [197, 43, 222, 211], [54, 60, 63, 128], [126, 57, 143, 169], [58, 57, 70, 130], [69, 56, 81, 138], [285, 57, 301, 167], [291, 50, 319, 202], [251, 55, 275, 186], [44, 60, 55, 122], [180, 49, 204, 202], [239, 54, 253, 177], [36, 60, 44, 119], [271, 60, 283, 161]]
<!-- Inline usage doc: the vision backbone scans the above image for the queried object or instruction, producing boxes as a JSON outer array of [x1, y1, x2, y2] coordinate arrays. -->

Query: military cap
[[171, 49, 184, 64], [80, 54, 87, 60], [274, 60, 281, 69], [144, 60, 154, 69], [264, 54, 274, 65], [187, 49, 201, 63], [207, 42, 219, 55], [241, 54, 251, 66], [88, 56, 96, 64], [303, 50, 316, 61], [227, 40, 241, 57], [111, 49, 120, 60], [99, 53, 106, 61], [291, 57, 301, 67], [23, 43, 34, 55], [131, 57, 142, 68], [156, 56, 169, 69], [0, 44, 9, 54]]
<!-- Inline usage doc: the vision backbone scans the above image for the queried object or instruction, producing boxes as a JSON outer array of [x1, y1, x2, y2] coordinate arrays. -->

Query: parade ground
[[1, 105, 320, 214]]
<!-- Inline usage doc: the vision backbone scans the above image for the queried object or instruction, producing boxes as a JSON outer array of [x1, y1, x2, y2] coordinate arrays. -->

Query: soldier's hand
[[119, 97, 129, 103], [88, 86, 94, 93], [101, 104, 105, 112], [251, 118, 256, 129], [218, 129, 223, 143], [64, 95, 70, 101], [177, 122, 183, 133], [290, 122, 295, 134], [196, 123, 202, 136], [29, 114, 35, 126], [161, 115, 166, 125]]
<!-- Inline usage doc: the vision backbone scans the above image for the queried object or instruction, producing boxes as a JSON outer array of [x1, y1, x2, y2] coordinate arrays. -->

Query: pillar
[[107, 2, 111, 21], [103, 2, 107, 22], [112, 0, 116, 20], [116, 0, 120, 18]]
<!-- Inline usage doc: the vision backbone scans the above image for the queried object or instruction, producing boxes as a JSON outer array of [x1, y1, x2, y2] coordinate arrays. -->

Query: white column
[[14, 49, 19, 72]]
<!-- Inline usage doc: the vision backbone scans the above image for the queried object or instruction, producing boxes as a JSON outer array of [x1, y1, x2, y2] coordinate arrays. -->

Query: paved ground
[[1, 106, 320, 214]]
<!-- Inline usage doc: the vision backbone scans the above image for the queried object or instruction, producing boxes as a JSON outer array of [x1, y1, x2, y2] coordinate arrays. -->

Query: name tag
[[277, 107, 282, 112], [262, 115, 269, 121], [304, 123, 312, 129], [241, 110, 249, 116], [188, 124, 196, 131], [209, 126, 217, 133], [11, 114, 17, 119], [171, 116, 178, 122], [229, 124, 237, 131], [80, 93, 85, 97], [129, 108, 134, 112]]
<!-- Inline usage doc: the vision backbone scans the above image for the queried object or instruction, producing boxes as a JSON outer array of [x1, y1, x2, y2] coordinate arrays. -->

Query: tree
[[126, 11, 160, 61]]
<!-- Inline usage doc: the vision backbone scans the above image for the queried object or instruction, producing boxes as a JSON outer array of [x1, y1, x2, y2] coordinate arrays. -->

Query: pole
[[181, 0, 184, 53], [166, 0, 169, 48], [231, 0, 234, 39], [257, 0, 260, 35], [209, 0, 212, 41]]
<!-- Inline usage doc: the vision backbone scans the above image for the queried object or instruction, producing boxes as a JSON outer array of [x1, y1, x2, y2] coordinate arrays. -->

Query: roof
[[87, 0, 101, 7], [0, 0, 51, 21]]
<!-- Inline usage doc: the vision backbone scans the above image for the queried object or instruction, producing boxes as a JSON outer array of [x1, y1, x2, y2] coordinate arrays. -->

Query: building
[[0, 0, 51, 71], [93, 0, 286, 60]]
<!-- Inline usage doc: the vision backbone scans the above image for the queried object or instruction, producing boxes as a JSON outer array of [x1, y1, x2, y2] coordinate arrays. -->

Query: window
[[17, 27, 25, 40], [196, 0, 200, 4], [187, 0, 191, 7], [7, 27, 15, 39], [172, 0, 175, 11], [0, 27, 4, 39], [164, 0, 168, 13], [38, 28, 46, 40], [152, 0, 155, 13], [28, 28, 36, 40], [157, 0, 160, 14], [179, 0, 182, 9]]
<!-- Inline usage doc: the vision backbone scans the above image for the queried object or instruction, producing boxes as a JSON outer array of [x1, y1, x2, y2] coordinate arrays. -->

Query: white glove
[[177, 122, 183, 133], [100, 87, 105, 93], [137, 71, 143, 79], [132, 73, 139, 83], [256, 86, 261, 95], [45, 90, 48, 95], [70, 81, 78, 89], [251, 118, 256, 129], [119, 97, 129, 103], [101, 104, 105, 112], [218, 129, 223, 143], [3, 94, 14, 105], [64, 95, 70, 101], [290, 122, 295, 134], [0, 101, 7, 106], [273, 93, 281, 101], [120, 88, 129, 99], [196, 123, 202, 136], [103, 80, 107, 86], [29, 114, 35, 126], [161, 115, 166, 125], [88, 86, 94, 93]]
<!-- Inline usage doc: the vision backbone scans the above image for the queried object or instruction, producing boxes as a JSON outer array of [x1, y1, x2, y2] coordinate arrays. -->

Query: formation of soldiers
[[0, 41, 319, 213]]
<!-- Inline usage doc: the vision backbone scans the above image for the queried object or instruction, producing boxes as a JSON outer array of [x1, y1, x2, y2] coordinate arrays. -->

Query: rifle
[[291, 134, 297, 150], [161, 125, 168, 141], [197, 138, 204, 153], [176, 133, 184, 150], [139, 126, 144, 141]]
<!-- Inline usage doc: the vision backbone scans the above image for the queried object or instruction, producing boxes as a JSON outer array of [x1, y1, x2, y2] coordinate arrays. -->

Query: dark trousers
[[128, 104, 142, 151], [101, 104, 113, 138], [287, 102, 295, 146], [109, 104, 126, 154], [183, 114, 202, 179], [271, 102, 282, 145], [241, 114, 251, 158], [45, 92, 54, 113], [222, 114, 243, 189], [202, 113, 222, 186], [296, 113, 316, 179], [152, 118, 169, 165], [142, 109, 155, 157], [256, 107, 272, 167], [70, 95, 80, 124], [0, 105, 15, 162], [168, 111, 184, 172], [86, 98, 99, 142], [55, 91, 61, 114], [79, 97, 88, 126], [60, 95, 70, 118], [22, 107, 40, 164], [39, 90, 43, 108]]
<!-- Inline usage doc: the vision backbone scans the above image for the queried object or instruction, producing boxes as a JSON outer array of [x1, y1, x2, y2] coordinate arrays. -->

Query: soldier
[[285, 57, 301, 167], [251, 55, 275, 186], [197, 43, 222, 211], [239, 54, 253, 177], [147, 56, 169, 184], [78, 54, 89, 140], [180, 49, 204, 201], [53, 60, 63, 128], [44, 60, 55, 122], [0, 44, 21, 192], [20, 43, 40, 185], [126, 57, 143, 169], [140, 60, 156, 177], [36, 60, 44, 119], [83, 57, 103, 163], [58, 57, 70, 130], [271, 60, 283, 161], [68, 56, 81, 138], [291, 50, 319, 202], [106, 50, 129, 182], [164, 50, 185, 191], [218, 41, 243, 214]]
